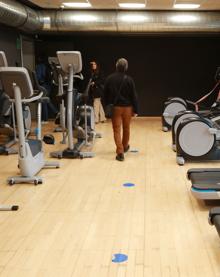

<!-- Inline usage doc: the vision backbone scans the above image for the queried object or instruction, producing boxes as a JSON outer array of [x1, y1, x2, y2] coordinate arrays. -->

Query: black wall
[[36, 35, 220, 116], [0, 25, 22, 66]]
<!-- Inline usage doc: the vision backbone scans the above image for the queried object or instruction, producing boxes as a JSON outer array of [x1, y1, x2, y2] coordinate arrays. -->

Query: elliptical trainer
[[50, 51, 95, 159], [162, 68, 220, 131], [171, 103, 220, 152], [175, 115, 220, 165]]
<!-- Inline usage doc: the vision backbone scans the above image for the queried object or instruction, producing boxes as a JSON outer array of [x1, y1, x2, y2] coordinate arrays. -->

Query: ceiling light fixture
[[173, 4, 200, 9], [62, 2, 91, 8], [119, 3, 146, 9], [171, 15, 198, 22], [71, 14, 97, 22], [120, 14, 147, 22]]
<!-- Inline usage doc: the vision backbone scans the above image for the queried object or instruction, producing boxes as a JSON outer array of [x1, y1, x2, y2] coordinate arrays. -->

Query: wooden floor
[[0, 117, 220, 277]]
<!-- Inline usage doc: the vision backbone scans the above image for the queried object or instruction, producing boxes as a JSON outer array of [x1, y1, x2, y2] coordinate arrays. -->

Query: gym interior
[[0, 0, 220, 276]]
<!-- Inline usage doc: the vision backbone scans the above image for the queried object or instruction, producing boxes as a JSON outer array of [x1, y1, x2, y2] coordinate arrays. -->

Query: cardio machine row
[[0, 51, 100, 189], [161, 67, 220, 238], [162, 67, 220, 166]]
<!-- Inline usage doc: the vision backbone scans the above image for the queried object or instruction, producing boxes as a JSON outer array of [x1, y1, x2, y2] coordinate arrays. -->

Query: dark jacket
[[89, 72, 105, 99], [104, 72, 138, 114]]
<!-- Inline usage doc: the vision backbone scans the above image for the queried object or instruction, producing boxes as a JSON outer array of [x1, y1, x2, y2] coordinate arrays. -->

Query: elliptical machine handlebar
[[183, 80, 220, 111], [81, 78, 93, 104]]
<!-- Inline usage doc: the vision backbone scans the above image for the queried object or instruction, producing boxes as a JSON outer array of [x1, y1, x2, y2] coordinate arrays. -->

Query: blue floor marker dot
[[112, 253, 128, 263], [123, 183, 135, 187]]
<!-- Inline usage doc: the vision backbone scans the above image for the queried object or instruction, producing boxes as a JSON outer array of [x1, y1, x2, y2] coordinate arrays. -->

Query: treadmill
[[188, 169, 220, 199], [209, 207, 220, 236]]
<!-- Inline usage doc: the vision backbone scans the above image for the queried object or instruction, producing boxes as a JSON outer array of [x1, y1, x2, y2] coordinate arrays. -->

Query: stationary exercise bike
[[0, 67, 60, 185], [0, 51, 32, 155], [0, 51, 32, 154]]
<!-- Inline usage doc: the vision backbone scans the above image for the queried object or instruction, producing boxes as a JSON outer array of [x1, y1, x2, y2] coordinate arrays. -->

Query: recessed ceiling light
[[62, 2, 91, 8], [119, 3, 146, 9], [173, 4, 200, 9]]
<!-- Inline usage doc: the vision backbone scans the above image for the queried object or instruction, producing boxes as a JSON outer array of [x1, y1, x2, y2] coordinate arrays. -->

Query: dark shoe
[[124, 145, 130, 153], [116, 153, 124, 161]]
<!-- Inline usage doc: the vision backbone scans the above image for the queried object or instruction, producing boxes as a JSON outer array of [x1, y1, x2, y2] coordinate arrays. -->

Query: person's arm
[[93, 72, 105, 92], [130, 78, 139, 115], [103, 78, 110, 105]]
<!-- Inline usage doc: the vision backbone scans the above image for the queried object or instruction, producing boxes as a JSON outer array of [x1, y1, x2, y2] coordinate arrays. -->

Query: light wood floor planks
[[0, 117, 220, 276]]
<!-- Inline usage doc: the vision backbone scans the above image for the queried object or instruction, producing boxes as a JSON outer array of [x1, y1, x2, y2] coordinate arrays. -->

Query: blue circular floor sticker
[[123, 183, 135, 187], [112, 253, 128, 263]]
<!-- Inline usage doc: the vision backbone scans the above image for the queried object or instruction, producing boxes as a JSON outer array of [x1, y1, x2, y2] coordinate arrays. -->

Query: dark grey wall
[[0, 25, 21, 66], [36, 35, 220, 116]]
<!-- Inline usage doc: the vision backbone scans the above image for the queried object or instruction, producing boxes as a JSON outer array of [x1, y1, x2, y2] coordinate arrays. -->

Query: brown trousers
[[111, 106, 133, 154]]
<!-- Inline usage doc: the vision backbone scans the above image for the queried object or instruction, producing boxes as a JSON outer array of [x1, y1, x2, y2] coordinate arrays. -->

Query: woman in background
[[89, 61, 106, 123]]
